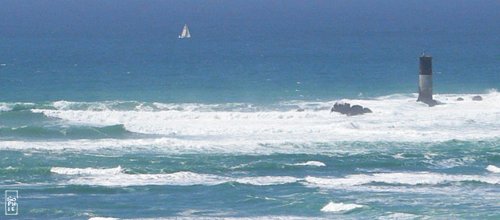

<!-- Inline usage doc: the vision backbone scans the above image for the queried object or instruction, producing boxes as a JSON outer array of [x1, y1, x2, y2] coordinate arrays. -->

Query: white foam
[[392, 153, 405, 159], [378, 212, 420, 220], [89, 217, 318, 220], [52, 100, 77, 110], [51, 166, 500, 188], [0, 137, 369, 155], [67, 171, 228, 187], [320, 201, 363, 212], [52, 100, 116, 111], [426, 157, 476, 169], [305, 172, 500, 188], [486, 165, 500, 173], [0, 103, 12, 112], [51, 166, 123, 175], [1, 91, 498, 155], [235, 176, 299, 186], [52, 167, 298, 187], [29, 91, 500, 144], [0, 102, 36, 112], [88, 218, 118, 220], [292, 161, 326, 167]]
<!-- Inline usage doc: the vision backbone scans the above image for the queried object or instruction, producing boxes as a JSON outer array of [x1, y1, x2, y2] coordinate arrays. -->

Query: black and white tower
[[417, 53, 437, 106]]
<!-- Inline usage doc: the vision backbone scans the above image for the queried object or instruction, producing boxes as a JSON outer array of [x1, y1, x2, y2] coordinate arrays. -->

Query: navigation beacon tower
[[417, 53, 437, 106]]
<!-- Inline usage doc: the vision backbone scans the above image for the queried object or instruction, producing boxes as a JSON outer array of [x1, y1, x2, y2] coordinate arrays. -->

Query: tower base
[[417, 98, 438, 107]]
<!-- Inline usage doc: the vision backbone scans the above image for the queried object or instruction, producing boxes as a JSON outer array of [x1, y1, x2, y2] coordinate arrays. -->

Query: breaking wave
[[1, 91, 499, 154], [50, 167, 499, 187], [486, 165, 500, 173], [291, 161, 326, 167], [51, 166, 123, 175], [320, 201, 363, 212], [378, 212, 420, 220], [25, 91, 500, 143], [304, 172, 500, 188], [51, 167, 299, 187], [0, 124, 135, 139]]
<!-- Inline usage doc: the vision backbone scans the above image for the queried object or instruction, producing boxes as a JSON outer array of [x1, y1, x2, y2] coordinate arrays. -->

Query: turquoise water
[[1, 1, 499, 219]]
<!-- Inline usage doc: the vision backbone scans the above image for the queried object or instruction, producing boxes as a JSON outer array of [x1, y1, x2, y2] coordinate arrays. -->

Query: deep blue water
[[1, 0, 499, 103], [0, 1, 499, 219]]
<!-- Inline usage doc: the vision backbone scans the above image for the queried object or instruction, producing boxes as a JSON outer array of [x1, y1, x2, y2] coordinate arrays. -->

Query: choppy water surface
[[1, 92, 499, 219], [1, 1, 499, 219]]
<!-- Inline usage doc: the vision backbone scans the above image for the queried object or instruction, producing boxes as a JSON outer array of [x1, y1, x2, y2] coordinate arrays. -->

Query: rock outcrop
[[472, 95, 483, 101], [331, 102, 372, 116]]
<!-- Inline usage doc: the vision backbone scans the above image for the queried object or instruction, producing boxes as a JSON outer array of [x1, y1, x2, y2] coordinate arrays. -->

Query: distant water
[[1, 1, 499, 219]]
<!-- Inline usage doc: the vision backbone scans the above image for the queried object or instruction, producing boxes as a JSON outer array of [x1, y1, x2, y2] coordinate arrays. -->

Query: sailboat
[[178, 24, 191, 39]]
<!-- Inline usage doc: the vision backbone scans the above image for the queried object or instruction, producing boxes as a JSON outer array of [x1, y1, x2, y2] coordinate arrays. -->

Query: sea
[[0, 1, 499, 219]]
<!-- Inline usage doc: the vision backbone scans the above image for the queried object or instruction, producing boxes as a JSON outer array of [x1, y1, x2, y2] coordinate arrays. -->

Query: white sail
[[179, 24, 191, 39]]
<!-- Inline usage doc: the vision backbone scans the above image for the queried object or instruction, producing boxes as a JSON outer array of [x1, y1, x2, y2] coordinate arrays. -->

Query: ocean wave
[[0, 124, 136, 139], [51, 166, 123, 175], [304, 172, 500, 188], [486, 165, 500, 173], [66, 171, 228, 187], [0, 138, 276, 153], [25, 91, 500, 143], [1, 138, 498, 156], [0, 104, 11, 112], [320, 201, 363, 213], [88, 218, 118, 220], [425, 157, 476, 169], [235, 176, 300, 186], [0, 102, 38, 112], [88, 216, 319, 220], [51, 167, 499, 188], [52, 167, 299, 187], [378, 212, 420, 220], [0, 90, 497, 112], [291, 161, 326, 167], [4, 100, 263, 113]]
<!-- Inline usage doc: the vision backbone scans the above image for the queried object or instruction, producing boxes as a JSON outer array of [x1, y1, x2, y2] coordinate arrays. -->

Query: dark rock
[[350, 105, 365, 115], [296, 108, 305, 112], [331, 102, 372, 116], [456, 97, 464, 101], [331, 102, 350, 115], [472, 95, 483, 101]]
